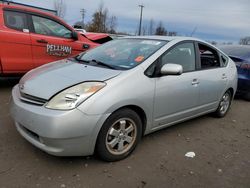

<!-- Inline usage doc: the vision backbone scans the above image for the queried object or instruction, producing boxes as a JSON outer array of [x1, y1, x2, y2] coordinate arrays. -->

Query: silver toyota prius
[[11, 36, 237, 161]]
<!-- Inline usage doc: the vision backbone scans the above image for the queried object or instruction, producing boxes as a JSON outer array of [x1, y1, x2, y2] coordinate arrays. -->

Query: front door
[[29, 15, 83, 68], [153, 42, 199, 128]]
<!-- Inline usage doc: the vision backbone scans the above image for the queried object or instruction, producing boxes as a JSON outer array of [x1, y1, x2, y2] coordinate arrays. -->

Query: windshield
[[78, 38, 167, 70]]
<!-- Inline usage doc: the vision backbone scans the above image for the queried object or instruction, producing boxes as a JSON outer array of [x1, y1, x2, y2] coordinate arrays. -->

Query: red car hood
[[83, 32, 112, 44]]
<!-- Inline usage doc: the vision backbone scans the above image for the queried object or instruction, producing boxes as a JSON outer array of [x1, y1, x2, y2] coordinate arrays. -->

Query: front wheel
[[214, 90, 232, 118], [96, 108, 142, 161]]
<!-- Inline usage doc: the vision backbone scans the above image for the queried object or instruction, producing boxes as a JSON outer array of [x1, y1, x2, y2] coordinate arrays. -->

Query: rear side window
[[220, 53, 228, 67], [31, 15, 72, 38], [4, 10, 28, 31], [198, 43, 220, 69]]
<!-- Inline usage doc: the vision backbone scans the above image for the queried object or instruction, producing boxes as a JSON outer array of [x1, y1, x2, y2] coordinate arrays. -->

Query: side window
[[161, 42, 196, 72], [4, 10, 28, 31], [220, 53, 228, 67], [199, 43, 220, 69], [31, 15, 72, 38]]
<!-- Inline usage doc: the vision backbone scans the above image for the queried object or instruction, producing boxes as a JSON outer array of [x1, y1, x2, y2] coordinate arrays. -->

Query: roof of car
[[0, 3, 74, 31], [124, 35, 201, 42], [0, 3, 58, 21]]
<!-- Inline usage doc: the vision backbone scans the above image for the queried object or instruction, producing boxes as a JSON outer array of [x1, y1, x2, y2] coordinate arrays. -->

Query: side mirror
[[72, 31, 79, 40], [160, 63, 183, 75]]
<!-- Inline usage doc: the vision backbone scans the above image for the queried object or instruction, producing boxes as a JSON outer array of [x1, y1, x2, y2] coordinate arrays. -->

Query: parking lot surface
[[0, 78, 250, 188]]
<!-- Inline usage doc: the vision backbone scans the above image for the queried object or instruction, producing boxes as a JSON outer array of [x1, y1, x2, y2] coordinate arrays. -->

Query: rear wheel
[[96, 108, 142, 161], [214, 90, 232, 118]]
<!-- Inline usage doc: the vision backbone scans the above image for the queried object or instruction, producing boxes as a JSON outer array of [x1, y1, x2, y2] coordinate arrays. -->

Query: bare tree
[[109, 15, 117, 34], [86, 3, 108, 32], [142, 24, 147, 35], [155, 21, 167, 36], [54, 0, 66, 18], [86, 3, 118, 33], [168, 31, 177, 36], [148, 19, 155, 35], [239, 36, 250, 45]]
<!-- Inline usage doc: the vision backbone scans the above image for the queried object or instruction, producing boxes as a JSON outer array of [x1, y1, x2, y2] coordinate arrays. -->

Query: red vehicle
[[0, 3, 111, 75]]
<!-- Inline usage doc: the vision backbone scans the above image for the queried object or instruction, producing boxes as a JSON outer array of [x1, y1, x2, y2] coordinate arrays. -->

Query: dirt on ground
[[0, 78, 250, 188]]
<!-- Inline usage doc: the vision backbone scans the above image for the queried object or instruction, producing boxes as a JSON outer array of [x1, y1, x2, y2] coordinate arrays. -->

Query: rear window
[[4, 10, 28, 31], [220, 46, 250, 60]]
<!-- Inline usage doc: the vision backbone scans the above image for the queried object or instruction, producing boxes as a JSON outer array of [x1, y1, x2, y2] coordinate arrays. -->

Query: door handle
[[191, 79, 199, 85], [37, 39, 48, 44], [222, 73, 227, 79]]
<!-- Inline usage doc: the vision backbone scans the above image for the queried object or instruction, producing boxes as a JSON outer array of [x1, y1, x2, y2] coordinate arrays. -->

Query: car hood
[[19, 59, 121, 100]]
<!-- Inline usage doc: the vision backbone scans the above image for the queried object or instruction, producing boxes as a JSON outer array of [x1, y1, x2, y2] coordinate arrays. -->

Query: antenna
[[190, 26, 197, 37]]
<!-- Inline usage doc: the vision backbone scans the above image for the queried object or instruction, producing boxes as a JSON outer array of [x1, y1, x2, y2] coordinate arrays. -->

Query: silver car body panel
[[11, 85, 110, 156], [10, 36, 238, 156], [19, 59, 121, 100]]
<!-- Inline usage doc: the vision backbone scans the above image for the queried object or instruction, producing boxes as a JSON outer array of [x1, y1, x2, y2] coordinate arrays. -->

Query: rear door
[[0, 9, 33, 73], [195, 42, 228, 110], [29, 14, 84, 68]]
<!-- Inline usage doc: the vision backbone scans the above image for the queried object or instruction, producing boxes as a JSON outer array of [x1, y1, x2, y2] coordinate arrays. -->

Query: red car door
[[0, 10, 33, 74], [29, 14, 86, 68]]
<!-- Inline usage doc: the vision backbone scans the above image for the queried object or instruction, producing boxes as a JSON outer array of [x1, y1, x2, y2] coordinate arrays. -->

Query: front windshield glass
[[78, 38, 167, 70]]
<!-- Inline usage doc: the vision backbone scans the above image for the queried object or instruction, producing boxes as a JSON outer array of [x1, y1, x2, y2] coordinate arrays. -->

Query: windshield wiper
[[74, 57, 116, 70], [74, 56, 89, 63], [90, 59, 116, 69]]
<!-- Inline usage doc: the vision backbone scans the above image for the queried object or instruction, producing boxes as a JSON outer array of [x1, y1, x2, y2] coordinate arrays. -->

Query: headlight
[[45, 82, 106, 110]]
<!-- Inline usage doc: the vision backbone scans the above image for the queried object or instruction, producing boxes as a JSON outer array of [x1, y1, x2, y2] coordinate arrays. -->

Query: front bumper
[[10, 85, 109, 156]]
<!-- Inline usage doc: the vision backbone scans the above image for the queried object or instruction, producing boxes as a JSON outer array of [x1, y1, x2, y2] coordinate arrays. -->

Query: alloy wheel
[[105, 118, 137, 155], [219, 92, 231, 115]]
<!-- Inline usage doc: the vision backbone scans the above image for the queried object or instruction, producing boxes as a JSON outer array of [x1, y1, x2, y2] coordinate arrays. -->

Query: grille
[[19, 124, 40, 142], [20, 92, 47, 106]]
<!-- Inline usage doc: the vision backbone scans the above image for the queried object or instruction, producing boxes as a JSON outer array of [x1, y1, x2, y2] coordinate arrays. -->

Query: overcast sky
[[14, 0, 250, 43]]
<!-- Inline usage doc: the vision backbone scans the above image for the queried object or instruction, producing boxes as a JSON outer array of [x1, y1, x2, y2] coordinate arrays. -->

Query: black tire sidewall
[[96, 108, 142, 162], [215, 91, 232, 118]]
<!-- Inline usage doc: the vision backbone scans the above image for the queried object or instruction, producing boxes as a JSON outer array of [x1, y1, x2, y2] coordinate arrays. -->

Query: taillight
[[234, 61, 242, 67], [240, 63, 250, 70]]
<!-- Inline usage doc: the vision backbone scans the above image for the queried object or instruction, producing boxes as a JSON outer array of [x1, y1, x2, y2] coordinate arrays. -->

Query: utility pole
[[80, 8, 85, 28], [138, 4, 144, 36]]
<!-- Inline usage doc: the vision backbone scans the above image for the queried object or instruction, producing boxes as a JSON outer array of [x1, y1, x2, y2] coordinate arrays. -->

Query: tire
[[243, 92, 250, 101], [214, 90, 232, 118], [96, 108, 142, 162]]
